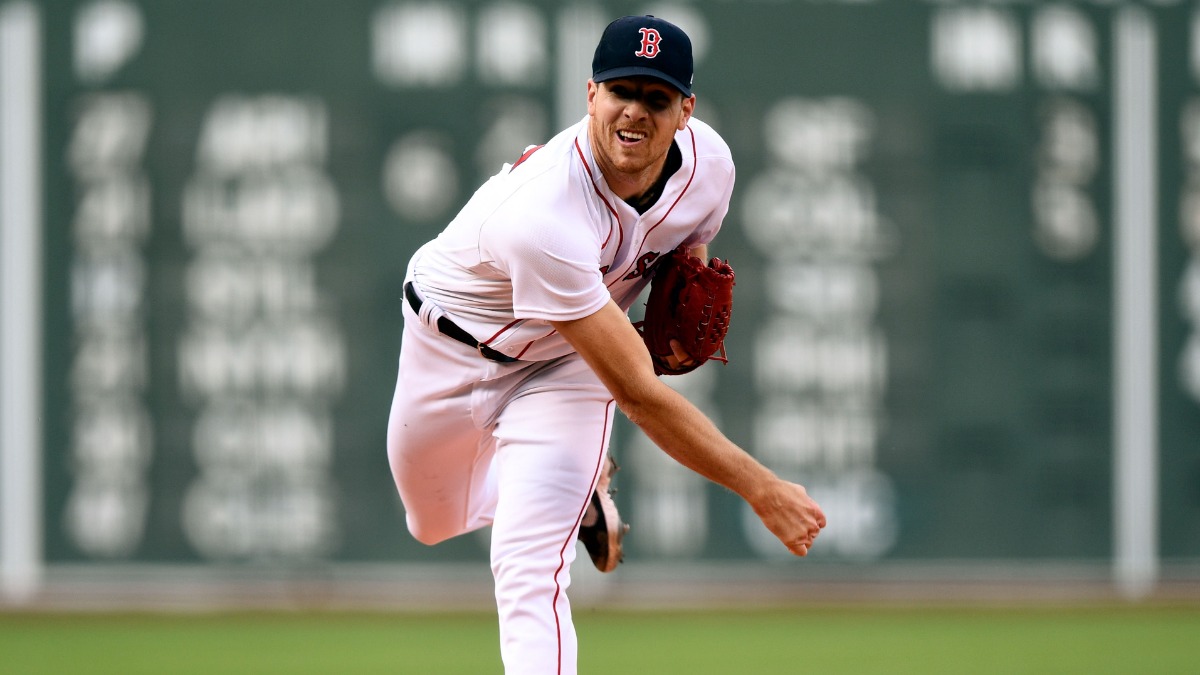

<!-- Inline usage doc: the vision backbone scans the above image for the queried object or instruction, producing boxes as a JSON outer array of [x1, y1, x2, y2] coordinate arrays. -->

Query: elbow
[[609, 381, 663, 429], [615, 397, 650, 428]]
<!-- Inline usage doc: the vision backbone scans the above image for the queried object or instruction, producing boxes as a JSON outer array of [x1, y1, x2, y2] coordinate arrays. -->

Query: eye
[[610, 85, 633, 100], [646, 94, 671, 111]]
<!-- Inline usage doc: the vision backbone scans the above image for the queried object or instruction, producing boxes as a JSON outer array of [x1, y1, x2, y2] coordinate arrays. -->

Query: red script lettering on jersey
[[622, 251, 661, 280]]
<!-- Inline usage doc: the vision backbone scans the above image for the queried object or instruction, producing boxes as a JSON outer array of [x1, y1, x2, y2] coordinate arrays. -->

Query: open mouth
[[616, 129, 646, 143]]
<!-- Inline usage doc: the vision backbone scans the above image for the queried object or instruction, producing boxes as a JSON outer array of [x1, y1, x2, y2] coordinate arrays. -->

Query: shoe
[[578, 455, 629, 573]]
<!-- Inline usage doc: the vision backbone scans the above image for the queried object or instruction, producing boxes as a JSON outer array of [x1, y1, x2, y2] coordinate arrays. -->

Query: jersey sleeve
[[482, 210, 610, 323], [685, 158, 735, 249]]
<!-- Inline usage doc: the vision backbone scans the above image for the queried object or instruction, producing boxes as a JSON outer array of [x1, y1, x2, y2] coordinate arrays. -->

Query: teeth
[[618, 130, 645, 141]]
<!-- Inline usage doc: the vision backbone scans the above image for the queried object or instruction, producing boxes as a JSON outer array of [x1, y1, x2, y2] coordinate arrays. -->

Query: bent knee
[[406, 515, 457, 546]]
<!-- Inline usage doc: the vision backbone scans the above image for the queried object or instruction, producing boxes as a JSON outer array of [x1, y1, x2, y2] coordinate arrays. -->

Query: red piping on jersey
[[482, 324, 550, 360], [482, 318, 524, 350], [551, 399, 615, 674], [480, 317, 528, 360], [646, 126, 698, 238], [607, 125, 698, 286], [483, 326, 554, 361], [575, 138, 623, 253], [516, 328, 559, 359]]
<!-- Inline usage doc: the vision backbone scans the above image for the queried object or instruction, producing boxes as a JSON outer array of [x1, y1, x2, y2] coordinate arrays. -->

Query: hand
[[662, 339, 696, 372], [750, 479, 827, 557]]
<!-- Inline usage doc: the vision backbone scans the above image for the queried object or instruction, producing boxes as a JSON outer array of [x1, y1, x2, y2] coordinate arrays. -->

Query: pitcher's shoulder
[[684, 117, 733, 161]]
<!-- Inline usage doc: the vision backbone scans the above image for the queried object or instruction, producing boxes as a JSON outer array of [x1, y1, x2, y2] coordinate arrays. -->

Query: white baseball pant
[[387, 296, 615, 674]]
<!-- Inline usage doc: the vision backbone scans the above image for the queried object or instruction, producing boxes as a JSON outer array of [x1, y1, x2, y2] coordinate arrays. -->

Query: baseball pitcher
[[386, 15, 826, 674]]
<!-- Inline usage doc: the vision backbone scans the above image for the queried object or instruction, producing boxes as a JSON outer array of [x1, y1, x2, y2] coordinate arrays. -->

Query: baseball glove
[[636, 246, 735, 376]]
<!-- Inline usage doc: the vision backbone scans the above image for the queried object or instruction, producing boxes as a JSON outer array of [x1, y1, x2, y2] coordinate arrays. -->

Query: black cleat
[[578, 455, 629, 573]]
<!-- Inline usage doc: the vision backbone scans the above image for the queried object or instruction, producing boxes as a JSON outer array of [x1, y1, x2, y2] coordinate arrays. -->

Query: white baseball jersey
[[406, 115, 735, 362]]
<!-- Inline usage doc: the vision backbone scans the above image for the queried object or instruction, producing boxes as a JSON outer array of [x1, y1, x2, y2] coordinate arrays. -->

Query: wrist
[[737, 465, 782, 509]]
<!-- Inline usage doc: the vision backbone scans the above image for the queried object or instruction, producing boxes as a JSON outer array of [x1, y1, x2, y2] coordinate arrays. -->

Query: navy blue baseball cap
[[592, 15, 693, 97]]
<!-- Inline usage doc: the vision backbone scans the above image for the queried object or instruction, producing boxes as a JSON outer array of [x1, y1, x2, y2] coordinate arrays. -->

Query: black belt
[[404, 282, 518, 363]]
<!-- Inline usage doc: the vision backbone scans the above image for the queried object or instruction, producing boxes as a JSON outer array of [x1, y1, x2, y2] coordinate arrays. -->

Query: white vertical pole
[[1112, 6, 1159, 601], [0, 0, 44, 604], [555, 4, 604, 131]]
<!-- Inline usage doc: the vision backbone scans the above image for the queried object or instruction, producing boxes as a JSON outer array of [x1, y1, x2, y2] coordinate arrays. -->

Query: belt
[[404, 282, 518, 363]]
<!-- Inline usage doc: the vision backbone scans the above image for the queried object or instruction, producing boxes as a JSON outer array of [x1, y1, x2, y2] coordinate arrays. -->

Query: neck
[[626, 141, 682, 214]]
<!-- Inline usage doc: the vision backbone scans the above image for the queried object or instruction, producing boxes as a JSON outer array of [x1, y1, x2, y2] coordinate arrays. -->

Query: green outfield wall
[[4, 0, 1197, 586]]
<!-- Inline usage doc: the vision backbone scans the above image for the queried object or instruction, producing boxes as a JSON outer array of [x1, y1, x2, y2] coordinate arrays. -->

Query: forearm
[[554, 300, 825, 556], [620, 389, 774, 502], [555, 300, 825, 556], [553, 303, 767, 497]]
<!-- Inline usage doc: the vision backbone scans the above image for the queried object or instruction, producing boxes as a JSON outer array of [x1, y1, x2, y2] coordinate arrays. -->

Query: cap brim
[[593, 66, 692, 97]]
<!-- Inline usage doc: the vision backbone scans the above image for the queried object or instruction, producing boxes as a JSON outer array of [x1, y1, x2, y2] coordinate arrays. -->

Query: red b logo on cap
[[635, 28, 661, 58]]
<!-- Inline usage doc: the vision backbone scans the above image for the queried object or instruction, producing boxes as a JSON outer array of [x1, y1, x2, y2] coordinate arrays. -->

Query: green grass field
[[2, 605, 1197, 674]]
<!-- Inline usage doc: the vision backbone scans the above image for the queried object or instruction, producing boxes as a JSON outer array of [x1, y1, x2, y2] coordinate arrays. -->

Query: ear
[[587, 80, 599, 116], [678, 94, 696, 130]]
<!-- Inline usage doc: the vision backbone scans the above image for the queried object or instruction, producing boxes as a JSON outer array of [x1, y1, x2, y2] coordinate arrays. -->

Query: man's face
[[587, 77, 695, 183]]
